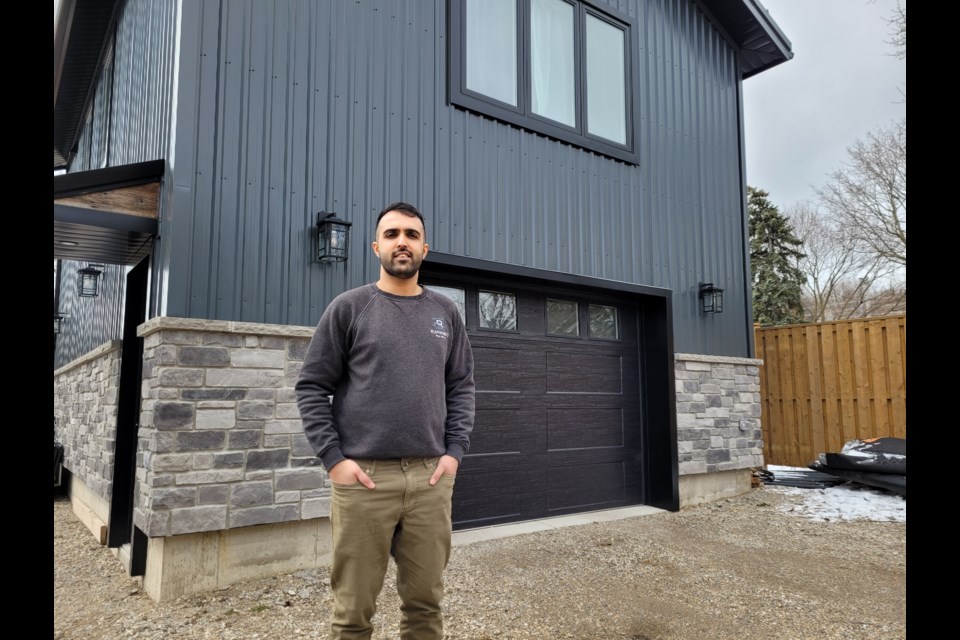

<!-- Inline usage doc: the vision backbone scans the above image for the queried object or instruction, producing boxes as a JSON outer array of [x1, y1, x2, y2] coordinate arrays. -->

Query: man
[[296, 201, 475, 640]]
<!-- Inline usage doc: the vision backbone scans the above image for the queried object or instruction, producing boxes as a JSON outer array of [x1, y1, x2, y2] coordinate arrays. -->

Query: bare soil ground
[[54, 485, 906, 639]]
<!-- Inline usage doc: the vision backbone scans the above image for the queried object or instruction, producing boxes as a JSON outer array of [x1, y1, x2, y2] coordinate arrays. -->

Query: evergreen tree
[[748, 187, 806, 325]]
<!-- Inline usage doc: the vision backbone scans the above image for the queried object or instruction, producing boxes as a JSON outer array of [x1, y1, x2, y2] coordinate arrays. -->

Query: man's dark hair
[[376, 202, 425, 233]]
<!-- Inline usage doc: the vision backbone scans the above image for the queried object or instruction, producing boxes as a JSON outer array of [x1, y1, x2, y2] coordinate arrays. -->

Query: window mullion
[[519, 0, 530, 117], [574, 2, 586, 135]]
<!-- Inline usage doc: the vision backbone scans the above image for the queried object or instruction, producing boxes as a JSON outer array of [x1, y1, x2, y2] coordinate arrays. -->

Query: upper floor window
[[449, 0, 637, 164]]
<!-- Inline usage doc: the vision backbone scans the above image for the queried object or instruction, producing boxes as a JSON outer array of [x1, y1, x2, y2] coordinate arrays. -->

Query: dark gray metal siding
[[158, 0, 750, 356], [72, 0, 177, 171], [54, 261, 128, 370]]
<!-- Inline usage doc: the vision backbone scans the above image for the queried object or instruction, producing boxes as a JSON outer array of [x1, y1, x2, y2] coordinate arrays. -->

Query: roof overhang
[[54, 0, 123, 169], [698, 0, 793, 78], [54, 160, 164, 266]]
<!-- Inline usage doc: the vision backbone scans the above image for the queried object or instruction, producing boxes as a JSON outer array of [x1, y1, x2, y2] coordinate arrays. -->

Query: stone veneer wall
[[674, 353, 764, 475], [134, 317, 328, 538], [54, 340, 123, 506]]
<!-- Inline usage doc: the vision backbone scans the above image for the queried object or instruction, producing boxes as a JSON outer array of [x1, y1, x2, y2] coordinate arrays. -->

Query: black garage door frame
[[420, 252, 679, 523]]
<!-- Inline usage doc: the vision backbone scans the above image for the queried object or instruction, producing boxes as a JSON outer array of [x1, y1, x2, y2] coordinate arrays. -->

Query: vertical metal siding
[[65, 0, 177, 350], [162, 0, 750, 356], [54, 261, 128, 370], [67, 11, 175, 209]]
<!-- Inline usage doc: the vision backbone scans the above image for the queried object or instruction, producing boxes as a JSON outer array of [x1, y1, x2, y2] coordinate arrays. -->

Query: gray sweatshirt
[[296, 284, 475, 471]]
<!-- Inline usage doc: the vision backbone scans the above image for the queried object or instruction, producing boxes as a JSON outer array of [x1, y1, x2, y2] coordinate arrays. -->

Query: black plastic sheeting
[[759, 437, 907, 498], [756, 467, 846, 489]]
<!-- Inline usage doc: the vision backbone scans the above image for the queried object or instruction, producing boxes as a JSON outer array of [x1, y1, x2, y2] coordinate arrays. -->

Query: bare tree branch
[[790, 201, 905, 322], [815, 119, 906, 269]]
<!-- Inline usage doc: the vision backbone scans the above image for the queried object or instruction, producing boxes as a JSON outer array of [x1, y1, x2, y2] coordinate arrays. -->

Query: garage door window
[[546, 298, 579, 336], [424, 285, 466, 321], [479, 290, 517, 330], [588, 304, 618, 339]]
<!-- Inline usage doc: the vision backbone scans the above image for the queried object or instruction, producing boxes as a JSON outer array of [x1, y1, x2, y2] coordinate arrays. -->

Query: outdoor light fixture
[[54, 313, 68, 334], [699, 282, 724, 314], [316, 212, 352, 263], [77, 264, 105, 298]]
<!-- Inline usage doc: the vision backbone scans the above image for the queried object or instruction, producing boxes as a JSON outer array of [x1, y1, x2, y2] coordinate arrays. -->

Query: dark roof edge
[[54, 159, 166, 199], [740, 0, 794, 78], [697, 0, 794, 79]]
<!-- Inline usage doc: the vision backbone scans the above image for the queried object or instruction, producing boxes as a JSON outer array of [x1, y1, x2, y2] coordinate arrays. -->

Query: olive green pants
[[329, 457, 455, 640]]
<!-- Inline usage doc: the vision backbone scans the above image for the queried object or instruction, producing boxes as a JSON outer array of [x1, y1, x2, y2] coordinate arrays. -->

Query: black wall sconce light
[[699, 282, 724, 314], [77, 264, 105, 298], [316, 212, 352, 263], [54, 312, 69, 334]]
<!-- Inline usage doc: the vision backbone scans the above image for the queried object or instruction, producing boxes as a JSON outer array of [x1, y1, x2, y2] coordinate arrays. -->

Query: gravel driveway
[[53, 486, 906, 639]]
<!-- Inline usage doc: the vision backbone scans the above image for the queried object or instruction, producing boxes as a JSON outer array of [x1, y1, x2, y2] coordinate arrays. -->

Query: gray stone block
[[275, 468, 325, 491], [170, 505, 228, 535], [197, 485, 231, 504], [152, 487, 197, 509], [152, 431, 178, 453], [213, 452, 245, 468], [291, 435, 315, 457], [276, 403, 301, 419], [238, 401, 275, 420], [287, 338, 310, 361], [192, 453, 214, 469], [232, 349, 285, 368], [247, 449, 289, 470], [182, 389, 248, 401], [197, 409, 236, 429], [264, 419, 303, 435], [231, 481, 275, 507], [150, 473, 176, 487], [277, 388, 298, 403], [275, 491, 300, 503], [139, 508, 171, 537], [230, 504, 299, 528], [154, 402, 195, 430], [202, 333, 243, 347], [229, 430, 262, 449], [706, 449, 731, 463], [259, 335, 286, 349], [176, 469, 244, 484], [177, 430, 226, 451], [290, 457, 322, 468], [206, 369, 283, 388], [158, 368, 205, 387], [179, 346, 230, 367], [263, 435, 291, 449], [153, 453, 193, 472]]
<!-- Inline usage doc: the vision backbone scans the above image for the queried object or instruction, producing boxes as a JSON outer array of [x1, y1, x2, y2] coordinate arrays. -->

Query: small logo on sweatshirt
[[430, 317, 449, 339]]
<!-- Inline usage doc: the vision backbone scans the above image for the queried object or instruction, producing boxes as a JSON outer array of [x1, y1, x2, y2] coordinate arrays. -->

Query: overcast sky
[[742, 0, 906, 213]]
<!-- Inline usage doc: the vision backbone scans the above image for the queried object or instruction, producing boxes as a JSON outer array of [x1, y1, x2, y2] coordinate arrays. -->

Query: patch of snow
[[766, 465, 906, 523]]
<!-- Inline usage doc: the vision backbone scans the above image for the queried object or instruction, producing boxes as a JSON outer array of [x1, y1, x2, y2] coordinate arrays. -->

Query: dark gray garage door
[[422, 276, 644, 530]]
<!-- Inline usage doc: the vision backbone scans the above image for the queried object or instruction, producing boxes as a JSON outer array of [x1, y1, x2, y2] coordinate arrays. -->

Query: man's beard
[[381, 252, 422, 279]]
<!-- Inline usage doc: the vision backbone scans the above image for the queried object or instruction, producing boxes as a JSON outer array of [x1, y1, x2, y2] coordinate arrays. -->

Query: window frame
[[448, 0, 639, 165], [477, 288, 521, 332]]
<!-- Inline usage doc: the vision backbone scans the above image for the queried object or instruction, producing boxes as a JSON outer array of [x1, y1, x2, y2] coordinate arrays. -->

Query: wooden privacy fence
[[754, 315, 906, 468]]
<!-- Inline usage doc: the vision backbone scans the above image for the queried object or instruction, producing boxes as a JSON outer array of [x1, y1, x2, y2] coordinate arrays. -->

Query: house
[[53, 0, 792, 602]]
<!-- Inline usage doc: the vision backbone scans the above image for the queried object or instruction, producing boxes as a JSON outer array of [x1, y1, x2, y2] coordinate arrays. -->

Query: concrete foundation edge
[[143, 517, 333, 602], [679, 468, 752, 508], [67, 475, 110, 545]]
